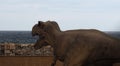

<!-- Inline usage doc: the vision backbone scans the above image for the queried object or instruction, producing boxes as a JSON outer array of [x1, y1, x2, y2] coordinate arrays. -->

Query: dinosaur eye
[[36, 33, 39, 35]]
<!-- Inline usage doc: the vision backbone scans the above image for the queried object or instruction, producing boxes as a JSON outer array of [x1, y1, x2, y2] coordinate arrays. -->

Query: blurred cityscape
[[0, 43, 53, 56]]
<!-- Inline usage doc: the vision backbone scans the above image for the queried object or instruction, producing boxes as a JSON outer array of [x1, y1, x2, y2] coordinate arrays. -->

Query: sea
[[0, 31, 37, 44], [0, 31, 119, 44]]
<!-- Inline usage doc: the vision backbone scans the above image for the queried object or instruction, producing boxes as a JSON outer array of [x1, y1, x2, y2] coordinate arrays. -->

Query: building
[[0, 43, 53, 56], [4, 43, 15, 56], [0, 44, 4, 55]]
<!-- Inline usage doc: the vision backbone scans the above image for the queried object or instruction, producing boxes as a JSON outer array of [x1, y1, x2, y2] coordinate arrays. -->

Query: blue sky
[[0, 0, 120, 31]]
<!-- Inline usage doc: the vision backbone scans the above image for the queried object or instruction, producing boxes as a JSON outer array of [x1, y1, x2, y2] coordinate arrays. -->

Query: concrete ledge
[[0, 56, 62, 66]]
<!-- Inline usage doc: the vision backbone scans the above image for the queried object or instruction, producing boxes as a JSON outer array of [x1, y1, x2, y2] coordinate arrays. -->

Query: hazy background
[[0, 0, 120, 31]]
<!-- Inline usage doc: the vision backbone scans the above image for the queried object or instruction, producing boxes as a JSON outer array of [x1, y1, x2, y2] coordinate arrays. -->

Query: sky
[[0, 0, 120, 31]]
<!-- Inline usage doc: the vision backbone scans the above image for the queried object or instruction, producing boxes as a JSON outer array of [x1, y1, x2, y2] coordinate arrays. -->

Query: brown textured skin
[[32, 21, 120, 66]]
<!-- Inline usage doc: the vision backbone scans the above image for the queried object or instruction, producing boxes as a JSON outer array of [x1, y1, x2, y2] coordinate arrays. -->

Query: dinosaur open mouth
[[32, 33, 45, 40], [32, 33, 39, 36]]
